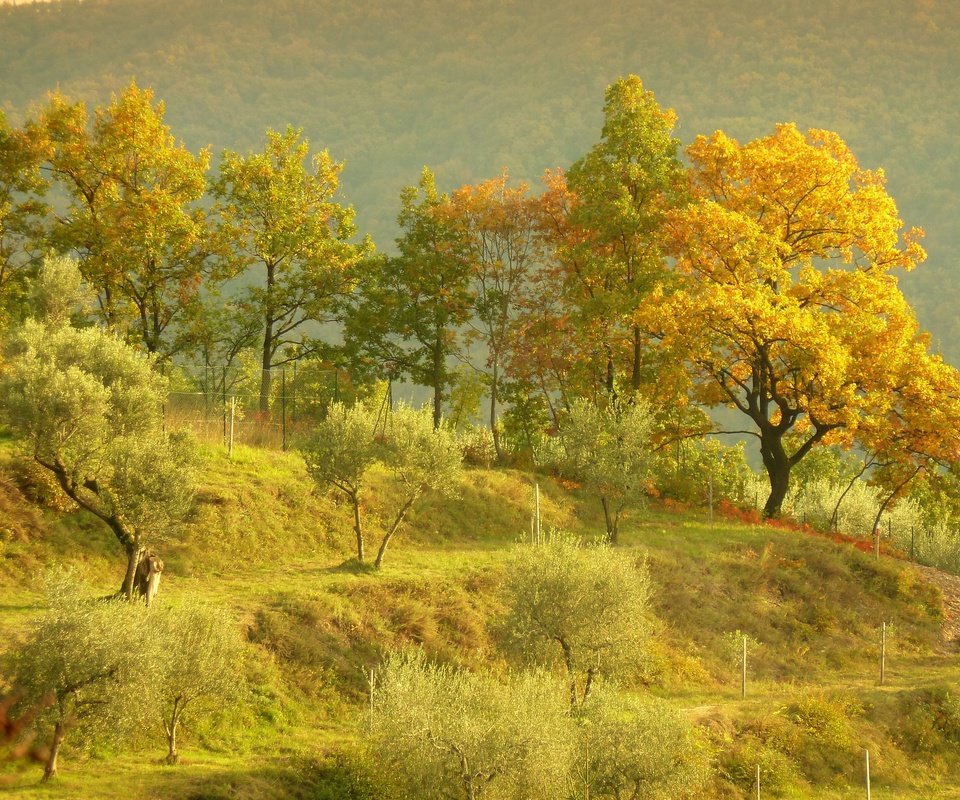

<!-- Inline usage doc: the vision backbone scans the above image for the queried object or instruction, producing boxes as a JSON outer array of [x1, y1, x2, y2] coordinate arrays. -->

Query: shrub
[[367, 650, 574, 800], [501, 533, 652, 708]]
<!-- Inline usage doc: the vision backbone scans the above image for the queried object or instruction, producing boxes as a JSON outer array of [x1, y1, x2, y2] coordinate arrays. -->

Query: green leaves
[[212, 126, 367, 412], [369, 650, 574, 800]]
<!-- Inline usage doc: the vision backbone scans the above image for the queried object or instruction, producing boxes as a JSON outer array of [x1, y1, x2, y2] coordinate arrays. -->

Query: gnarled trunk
[[759, 427, 791, 519], [41, 721, 64, 782]]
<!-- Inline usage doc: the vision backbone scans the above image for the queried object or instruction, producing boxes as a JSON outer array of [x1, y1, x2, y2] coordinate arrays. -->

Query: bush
[[579, 684, 709, 799], [501, 533, 652, 708], [457, 424, 497, 468], [657, 438, 752, 507], [367, 650, 574, 800]]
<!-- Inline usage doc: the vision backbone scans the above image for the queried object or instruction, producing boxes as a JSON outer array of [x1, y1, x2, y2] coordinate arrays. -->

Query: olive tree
[[368, 650, 574, 800], [151, 600, 247, 764], [578, 684, 709, 799], [558, 398, 654, 543], [301, 401, 380, 564], [375, 404, 463, 568], [9, 575, 154, 781], [501, 534, 652, 709], [0, 258, 195, 599]]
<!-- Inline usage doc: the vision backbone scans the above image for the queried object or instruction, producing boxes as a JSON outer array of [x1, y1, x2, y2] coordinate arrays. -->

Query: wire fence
[[163, 362, 347, 450]]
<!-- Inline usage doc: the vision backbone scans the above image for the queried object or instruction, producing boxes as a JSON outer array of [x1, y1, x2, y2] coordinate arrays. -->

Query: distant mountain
[[2, 0, 958, 358]]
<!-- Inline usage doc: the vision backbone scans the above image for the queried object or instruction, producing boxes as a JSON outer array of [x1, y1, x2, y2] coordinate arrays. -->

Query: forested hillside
[[2, 0, 958, 356]]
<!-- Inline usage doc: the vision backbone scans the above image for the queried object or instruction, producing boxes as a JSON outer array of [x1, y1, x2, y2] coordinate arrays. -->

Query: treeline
[[3, 75, 960, 529], [1, 0, 958, 358]]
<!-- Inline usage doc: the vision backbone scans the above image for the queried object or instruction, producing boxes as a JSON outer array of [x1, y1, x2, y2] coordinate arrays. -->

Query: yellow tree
[[649, 124, 938, 517], [858, 342, 960, 539], [33, 82, 216, 357]]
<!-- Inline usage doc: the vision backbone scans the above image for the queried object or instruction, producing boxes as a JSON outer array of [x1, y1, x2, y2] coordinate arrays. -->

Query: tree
[[0, 110, 47, 325], [301, 401, 381, 564], [649, 123, 937, 517], [557, 397, 654, 543], [33, 82, 217, 357], [10, 574, 153, 781], [0, 258, 195, 597], [444, 171, 540, 460], [212, 126, 366, 413], [375, 404, 463, 568], [559, 75, 686, 396], [151, 600, 247, 765], [342, 168, 471, 428], [501, 535, 651, 709], [368, 650, 574, 800], [577, 685, 708, 800]]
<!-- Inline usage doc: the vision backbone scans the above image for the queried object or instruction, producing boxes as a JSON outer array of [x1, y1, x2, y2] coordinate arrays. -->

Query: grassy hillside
[[1, 0, 959, 361], [2, 435, 960, 798]]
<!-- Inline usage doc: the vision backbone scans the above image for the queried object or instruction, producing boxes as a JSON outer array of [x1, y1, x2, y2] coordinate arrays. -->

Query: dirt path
[[912, 563, 960, 651]]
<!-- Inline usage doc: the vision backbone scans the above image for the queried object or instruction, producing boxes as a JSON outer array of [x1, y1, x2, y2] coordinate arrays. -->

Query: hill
[[2, 435, 960, 797], [2, 0, 959, 359]]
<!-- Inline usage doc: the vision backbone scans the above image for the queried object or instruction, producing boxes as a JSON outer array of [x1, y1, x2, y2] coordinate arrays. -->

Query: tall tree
[[33, 82, 216, 357], [342, 168, 471, 427], [212, 126, 365, 414], [445, 171, 540, 461], [562, 75, 686, 396], [649, 124, 945, 517]]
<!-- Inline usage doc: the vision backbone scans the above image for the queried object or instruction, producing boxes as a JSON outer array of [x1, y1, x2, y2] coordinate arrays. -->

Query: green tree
[[33, 82, 216, 357], [0, 258, 195, 598], [341, 168, 472, 428], [10, 574, 154, 781], [151, 600, 247, 765], [558, 397, 655, 543], [562, 75, 686, 395], [375, 403, 463, 568], [212, 126, 366, 414], [301, 401, 381, 564], [368, 650, 574, 800], [501, 535, 652, 709]]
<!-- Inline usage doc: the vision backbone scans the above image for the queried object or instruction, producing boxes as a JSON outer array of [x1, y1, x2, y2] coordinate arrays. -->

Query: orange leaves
[[656, 120, 948, 477], [684, 123, 925, 276]]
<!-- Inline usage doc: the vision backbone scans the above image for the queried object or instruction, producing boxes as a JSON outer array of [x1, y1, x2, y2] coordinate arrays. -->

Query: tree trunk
[[490, 359, 503, 463], [42, 721, 64, 782], [374, 494, 417, 569], [431, 339, 444, 429], [260, 263, 276, 415], [631, 324, 642, 392], [165, 700, 181, 765], [351, 493, 365, 564], [759, 428, 791, 518], [122, 542, 144, 601], [259, 324, 273, 415], [605, 346, 615, 397], [600, 496, 618, 545]]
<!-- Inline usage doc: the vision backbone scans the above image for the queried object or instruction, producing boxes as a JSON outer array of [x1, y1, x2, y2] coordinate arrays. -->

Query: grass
[[2, 439, 960, 798]]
